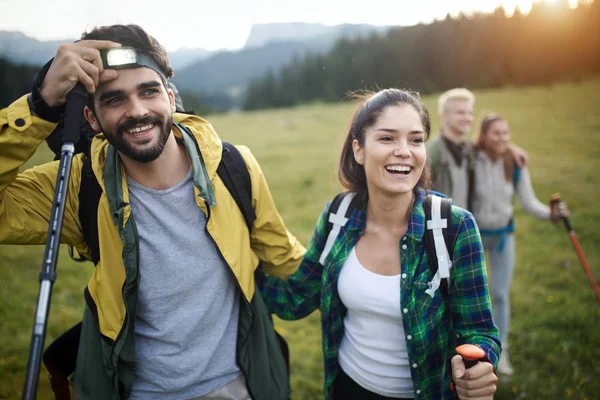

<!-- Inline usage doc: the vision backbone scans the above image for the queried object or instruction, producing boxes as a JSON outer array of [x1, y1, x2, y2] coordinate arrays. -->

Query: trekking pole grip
[[62, 84, 87, 145], [456, 344, 486, 368], [450, 344, 487, 392], [551, 193, 573, 232]]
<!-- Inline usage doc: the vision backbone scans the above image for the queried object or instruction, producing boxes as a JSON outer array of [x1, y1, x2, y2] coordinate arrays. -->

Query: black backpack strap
[[78, 157, 102, 264], [319, 192, 358, 265], [423, 194, 453, 299], [216, 142, 291, 383], [325, 192, 350, 237], [216, 142, 256, 232]]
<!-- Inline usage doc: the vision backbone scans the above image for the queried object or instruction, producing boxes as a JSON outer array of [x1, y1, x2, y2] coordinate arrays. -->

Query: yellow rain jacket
[[0, 95, 305, 399]]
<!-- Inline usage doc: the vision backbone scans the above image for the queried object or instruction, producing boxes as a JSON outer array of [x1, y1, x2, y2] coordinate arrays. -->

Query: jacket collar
[[89, 112, 224, 224]]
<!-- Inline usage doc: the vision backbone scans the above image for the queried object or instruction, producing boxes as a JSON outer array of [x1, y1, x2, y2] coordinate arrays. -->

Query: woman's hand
[[551, 200, 569, 223], [451, 355, 498, 399]]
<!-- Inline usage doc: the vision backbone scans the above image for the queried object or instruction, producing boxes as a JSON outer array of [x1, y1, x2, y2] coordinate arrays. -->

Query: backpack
[[320, 191, 454, 299]]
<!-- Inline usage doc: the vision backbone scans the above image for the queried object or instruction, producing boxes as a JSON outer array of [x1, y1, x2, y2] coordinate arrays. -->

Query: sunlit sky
[[0, 0, 580, 51]]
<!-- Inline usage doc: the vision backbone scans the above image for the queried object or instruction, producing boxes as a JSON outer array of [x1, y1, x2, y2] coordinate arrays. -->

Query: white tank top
[[337, 247, 414, 398]]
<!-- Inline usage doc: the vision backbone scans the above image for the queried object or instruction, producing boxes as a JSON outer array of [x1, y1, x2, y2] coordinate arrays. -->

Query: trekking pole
[[450, 344, 487, 392], [551, 193, 600, 303], [23, 84, 87, 400]]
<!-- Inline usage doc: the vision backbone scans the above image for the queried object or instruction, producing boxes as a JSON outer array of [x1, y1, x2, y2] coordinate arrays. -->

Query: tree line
[[0, 58, 218, 113], [0, 59, 40, 108], [244, 0, 600, 110]]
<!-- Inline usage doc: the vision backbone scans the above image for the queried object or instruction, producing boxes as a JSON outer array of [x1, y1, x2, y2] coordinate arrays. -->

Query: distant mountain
[[0, 23, 394, 111], [244, 22, 390, 49], [167, 48, 214, 70], [0, 31, 70, 67], [0, 31, 212, 70], [172, 40, 329, 97], [174, 23, 393, 109]]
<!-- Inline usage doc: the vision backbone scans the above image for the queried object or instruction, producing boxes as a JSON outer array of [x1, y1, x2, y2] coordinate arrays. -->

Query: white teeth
[[386, 165, 411, 172], [128, 124, 153, 134]]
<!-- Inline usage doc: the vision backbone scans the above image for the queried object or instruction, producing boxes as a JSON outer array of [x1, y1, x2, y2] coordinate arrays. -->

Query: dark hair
[[474, 113, 514, 183], [82, 24, 174, 112], [338, 89, 432, 204]]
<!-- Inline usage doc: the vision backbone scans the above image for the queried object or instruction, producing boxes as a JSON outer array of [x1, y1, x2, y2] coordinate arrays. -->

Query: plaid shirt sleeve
[[450, 207, 501, 369], [255, 202, 330, 320]]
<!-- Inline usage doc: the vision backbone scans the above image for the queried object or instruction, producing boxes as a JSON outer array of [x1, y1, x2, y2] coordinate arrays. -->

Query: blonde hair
[[438, 88, 475, 116]]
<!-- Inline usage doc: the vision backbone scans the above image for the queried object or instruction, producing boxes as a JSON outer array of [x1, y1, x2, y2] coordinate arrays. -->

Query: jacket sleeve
[[235, 145, 306, 278], [0, 95, 84, 248], [449, 207, 501, 368], [515, 167, 551, 220], [255, 203, 328, 320]]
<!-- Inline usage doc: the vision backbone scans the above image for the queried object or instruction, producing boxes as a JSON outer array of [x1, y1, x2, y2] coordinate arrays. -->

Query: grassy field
[[1, 78, 599, 399]]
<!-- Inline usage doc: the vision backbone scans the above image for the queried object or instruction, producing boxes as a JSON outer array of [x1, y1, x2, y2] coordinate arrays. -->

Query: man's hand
[[451, 355, 497, 400], [39, 40, 121, 107], [507, 143, 528, 168]]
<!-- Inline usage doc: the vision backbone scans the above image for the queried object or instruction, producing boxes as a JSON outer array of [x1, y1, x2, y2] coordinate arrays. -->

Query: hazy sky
[[0, 0, 573, 51]]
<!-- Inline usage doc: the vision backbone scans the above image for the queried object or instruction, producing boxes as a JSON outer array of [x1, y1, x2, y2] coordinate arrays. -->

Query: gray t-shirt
[[127, 170, 241, 400]]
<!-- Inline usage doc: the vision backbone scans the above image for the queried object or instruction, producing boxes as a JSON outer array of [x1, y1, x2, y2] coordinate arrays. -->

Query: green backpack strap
[[427, 138, 442, 172]]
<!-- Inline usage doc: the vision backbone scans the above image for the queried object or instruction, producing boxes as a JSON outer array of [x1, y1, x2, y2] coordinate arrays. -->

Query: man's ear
[[167, 88, 175, 113], [84, 106, 102, 132]]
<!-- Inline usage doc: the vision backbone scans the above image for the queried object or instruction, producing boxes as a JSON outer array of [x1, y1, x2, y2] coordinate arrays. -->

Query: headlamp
[[100, 46, 167, 80]]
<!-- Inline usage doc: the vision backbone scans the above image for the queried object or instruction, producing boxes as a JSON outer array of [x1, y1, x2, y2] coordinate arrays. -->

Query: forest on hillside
[[2, 1, 598, 112], [0, 59, 40, 108], [244, 0, 600, 110]]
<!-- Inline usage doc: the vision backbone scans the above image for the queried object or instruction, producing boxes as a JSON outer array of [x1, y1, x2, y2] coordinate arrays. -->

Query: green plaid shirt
[[256, 188, 500, 399]]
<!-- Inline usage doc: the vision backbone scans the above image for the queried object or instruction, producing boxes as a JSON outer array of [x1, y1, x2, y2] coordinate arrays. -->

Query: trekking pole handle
[[62, 84, 87, 144], [551, 193, 573, 232], [450, 344, 487, 392], [456, 344, 486, 368]]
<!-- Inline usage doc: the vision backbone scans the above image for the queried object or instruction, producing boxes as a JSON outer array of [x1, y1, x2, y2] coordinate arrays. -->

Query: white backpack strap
[[425, 195, 453, 298], [319, 192, 356, 265]]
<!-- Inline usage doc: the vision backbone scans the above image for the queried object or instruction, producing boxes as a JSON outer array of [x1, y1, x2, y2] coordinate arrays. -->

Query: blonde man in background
[[427, 88, 527, 210]]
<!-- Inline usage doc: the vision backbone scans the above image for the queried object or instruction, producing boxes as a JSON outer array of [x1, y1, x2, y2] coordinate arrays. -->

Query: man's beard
[[101, 114, 173, 163]]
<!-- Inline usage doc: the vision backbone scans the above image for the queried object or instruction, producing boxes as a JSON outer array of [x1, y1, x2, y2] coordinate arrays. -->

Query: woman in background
[[258, 89, 500, 400], [472, 113, 566, 375]]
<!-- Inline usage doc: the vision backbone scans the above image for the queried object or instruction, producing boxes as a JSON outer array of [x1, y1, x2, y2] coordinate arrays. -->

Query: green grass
[[1, 78, 600, 399]]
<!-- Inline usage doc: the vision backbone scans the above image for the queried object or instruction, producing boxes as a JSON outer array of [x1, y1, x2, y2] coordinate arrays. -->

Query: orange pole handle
[[450, 344, 487, 392]]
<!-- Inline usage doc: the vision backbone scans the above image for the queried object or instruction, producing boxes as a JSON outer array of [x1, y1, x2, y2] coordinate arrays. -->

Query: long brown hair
[[338, 89, 432, 205], [474, 113, 514, 183]]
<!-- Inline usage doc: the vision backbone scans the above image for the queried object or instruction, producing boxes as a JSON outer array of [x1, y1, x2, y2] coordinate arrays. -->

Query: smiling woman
[[255, 88, 501, 400]]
